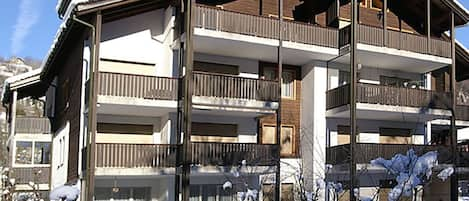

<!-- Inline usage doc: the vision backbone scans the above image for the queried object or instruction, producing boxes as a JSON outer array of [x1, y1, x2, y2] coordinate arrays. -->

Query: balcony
[[15, 117, 51, 134], [194, 5, 339, 65], [97, 72, 279, 114], [190, 142, 279, 166], [326, 83, 451, 121], [95, 143, 179, 168], [326, 143, 452, 165], [339, 24, 451, 58], [11, 167, 50, 184], [94, 142, 278, 169]]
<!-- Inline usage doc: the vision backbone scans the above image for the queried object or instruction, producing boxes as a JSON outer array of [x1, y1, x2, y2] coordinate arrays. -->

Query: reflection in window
[[34, 142, 51, 164], [263, 69, 295, 98], [15, 141, 32, 164], [15, 141, 51, 165]]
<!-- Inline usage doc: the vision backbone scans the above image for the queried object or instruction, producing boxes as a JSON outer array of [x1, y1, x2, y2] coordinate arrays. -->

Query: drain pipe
[[72, 14, 98, 201]]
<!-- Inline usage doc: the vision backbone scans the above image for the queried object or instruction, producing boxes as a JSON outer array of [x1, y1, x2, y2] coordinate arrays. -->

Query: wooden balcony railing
[[195, 5, 338, 48], [15, 117, 50, 134], [339, 24, 451, 58], [326, 143, 451, 165], [95, 143, 180, 168], [11, 167, 50, 184], [326, 83, 450, 110], [98, 72, 279, 102], [190, 142, 279, 166], [98, 72, 179, 100], [456, 105, 469, 121], [93, 142, 279, 168], [193, 71, 279, 101]]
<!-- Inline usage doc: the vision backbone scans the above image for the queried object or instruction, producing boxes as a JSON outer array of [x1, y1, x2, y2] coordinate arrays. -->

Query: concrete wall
[[194, 53, 259, 78], [327, 65, 424, 90], [97, 114, 162, 144], [100, 8, 175, 77], [192, 113, 258, 143], [327, 118, 426, 146], [299, 62, 328, 198]]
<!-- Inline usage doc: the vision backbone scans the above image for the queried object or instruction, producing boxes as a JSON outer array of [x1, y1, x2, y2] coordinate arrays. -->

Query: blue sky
[[1, 1, 469, 60]]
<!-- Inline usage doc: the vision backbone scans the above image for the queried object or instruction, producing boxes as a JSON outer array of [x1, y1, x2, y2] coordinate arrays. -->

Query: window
[[190, 184, 237, 201], [262, 184, 294, 201], [263, 68, 296, 99], [15, 142, 32, 164], [34, 142, 51, 164], [372, 0, 383, 10], [262, 125, 295, 156], [15, 141, 51, 165]]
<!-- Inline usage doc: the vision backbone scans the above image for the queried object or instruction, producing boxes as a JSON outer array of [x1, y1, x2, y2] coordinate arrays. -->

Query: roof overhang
[[2, 69, 48, 105]]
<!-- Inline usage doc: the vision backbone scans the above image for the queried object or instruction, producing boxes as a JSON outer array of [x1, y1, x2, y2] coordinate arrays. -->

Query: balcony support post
[[181, 0, 194, 200], [382, 0, 387, 46], [274, 0, 283, 200], [349, 0, 358, 200], [450, 11, 458, 201], [426, 0, 431, 53]]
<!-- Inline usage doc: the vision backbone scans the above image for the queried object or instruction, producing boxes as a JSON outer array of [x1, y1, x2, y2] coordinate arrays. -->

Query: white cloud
[[11, 0, 40, 55]]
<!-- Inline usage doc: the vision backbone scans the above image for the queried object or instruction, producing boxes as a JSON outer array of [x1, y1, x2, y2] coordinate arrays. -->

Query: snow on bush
[[49, 184, 80, 201], [370, 149, 454, 201]]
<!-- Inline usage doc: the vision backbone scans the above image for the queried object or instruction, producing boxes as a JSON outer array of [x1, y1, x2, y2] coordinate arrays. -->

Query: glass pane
[[264, 69, 276, 81], [34, 142, 51, 164], [190, 185, 200, 201], [281, 127, 294, 155], [372, 0, 383, 9], [15, 141, 32, 164], [133, 187, 151, 201], [95, 188, 112, 201], [282, 71, 294, 98], [262, 126, 276, 144], [202, 185, 217, 201]]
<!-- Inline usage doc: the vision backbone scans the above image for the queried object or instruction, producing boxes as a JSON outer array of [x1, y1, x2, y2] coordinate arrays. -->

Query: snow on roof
[[4, 68, 42, 85], [454, 0, 469, 18]]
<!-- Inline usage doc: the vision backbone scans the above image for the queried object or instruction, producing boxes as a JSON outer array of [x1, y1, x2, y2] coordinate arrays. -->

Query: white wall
[[327, 118, 426, 146], [299, 62, 328, 200], [51, 122, 70, 189], [327, 64, 424, 89], [194, 53, 259, 79], [192, 114, 258, 143], [100, 8, 175, 77]]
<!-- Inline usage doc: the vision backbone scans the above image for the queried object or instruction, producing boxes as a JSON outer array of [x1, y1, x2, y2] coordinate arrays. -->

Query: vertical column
[[9, 91, 17, 143], [86, 11, 102, 201], [450, 11, 458, 201], [426, 0, 431, 53], [382, 0, 387, 46], [182, 0, 194, 200], [349, 0, 358, 200], [274, 0, 283, 200]]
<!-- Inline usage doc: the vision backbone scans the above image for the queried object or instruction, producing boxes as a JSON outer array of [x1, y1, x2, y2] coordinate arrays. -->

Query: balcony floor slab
[[326, 103, 451, 122]]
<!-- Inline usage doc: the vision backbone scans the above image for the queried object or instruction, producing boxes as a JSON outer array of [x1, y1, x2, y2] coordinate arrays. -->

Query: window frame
[[13, 139, 51, 167], [261, 124, 297, 157], [262, 68, 297, 100]]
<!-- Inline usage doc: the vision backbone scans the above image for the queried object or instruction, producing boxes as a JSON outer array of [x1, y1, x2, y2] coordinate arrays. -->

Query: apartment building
[[2, 70, 52, 200], [3, 0, 469, 200]]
